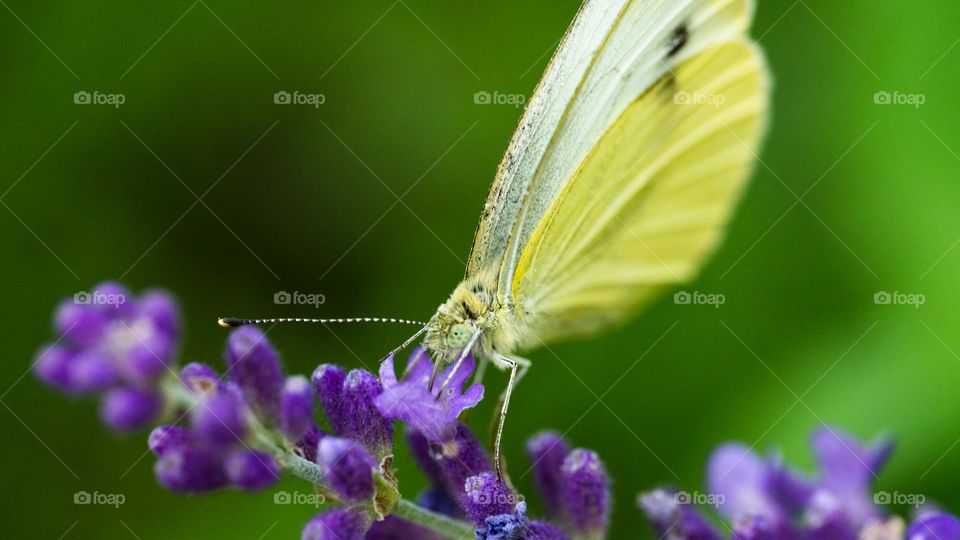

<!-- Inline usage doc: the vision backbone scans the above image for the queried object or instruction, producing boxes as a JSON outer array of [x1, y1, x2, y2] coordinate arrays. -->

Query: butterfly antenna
[[218, 316, 427, 328]]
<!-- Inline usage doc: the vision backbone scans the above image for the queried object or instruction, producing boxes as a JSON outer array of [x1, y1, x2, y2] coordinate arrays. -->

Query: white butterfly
[[226, 0, 770, 475]]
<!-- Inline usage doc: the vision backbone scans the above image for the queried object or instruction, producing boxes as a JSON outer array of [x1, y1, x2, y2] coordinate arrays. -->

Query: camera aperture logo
[[274, 90, 326, 108], [473, 90, 526, 108], [74, 490, 126, 508], [675, 491, 725, 508], [274, 290, 325, 308], [73, 91, 125, 108], [874, 290, 924, 308], [874, 491, 925, 508], [273, 490, 325, 507], [674, 290, 725, 308], [74, 289, 126, 308], [873, 91, 925, 108]]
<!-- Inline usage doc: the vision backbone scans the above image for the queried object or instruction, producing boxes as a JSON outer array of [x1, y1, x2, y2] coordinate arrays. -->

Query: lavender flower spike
[[312, 364, 346, 433], [302, 508, 369, 540], [907, 513, 960, 540], [280, 375, 313, 442], [561, 449, 611, 537], [375, 347, 483, 443], [526, 430, 571, 519], [341, 369, 392, 456], [99, 387, 163, 432], [225, 326, 283, 419], [317, 436, 377, 502]]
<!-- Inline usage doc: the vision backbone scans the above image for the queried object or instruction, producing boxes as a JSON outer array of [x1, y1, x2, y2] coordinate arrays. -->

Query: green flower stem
[[159, 371, 475, 539]]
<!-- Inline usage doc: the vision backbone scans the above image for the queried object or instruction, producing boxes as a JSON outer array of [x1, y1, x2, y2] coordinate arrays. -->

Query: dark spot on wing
[[667, 24, 689, 58]]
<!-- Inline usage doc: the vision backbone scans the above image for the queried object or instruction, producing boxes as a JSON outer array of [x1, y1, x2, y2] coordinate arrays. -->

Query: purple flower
[[560, 449, 610, 536], [301, 508, 368, 540], [99, 387, 163, 432], [191, 391, 247, 447], [225, 326, 283, 419], [224, 449, 280, 491], [154, 447, 228, 493], [317, 436, 377, 502], [638, 489, 723, 540], [908, 513, 960, 540], [476, 501, 530, 540], [435, 423, 494, 508], [365, 516, 442, 540], [180, 363, 221, 396], [280, 375, 314, 442], [313, 364, 393, 458], [526, 431, 570, 519], [148, 425, 192, 456], [641, 425, 958, 540], [375, 347, 483, 444], [464, 472, 518, 526], [295, 424, 326, 463], [34, 284, 180, 431]]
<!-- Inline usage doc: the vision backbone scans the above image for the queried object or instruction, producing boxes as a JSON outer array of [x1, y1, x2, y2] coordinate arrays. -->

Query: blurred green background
[[2, 1, 959, 538]]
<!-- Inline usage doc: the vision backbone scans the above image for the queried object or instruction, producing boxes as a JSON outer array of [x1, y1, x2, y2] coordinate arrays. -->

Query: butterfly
[[225, 0, 770, 475]]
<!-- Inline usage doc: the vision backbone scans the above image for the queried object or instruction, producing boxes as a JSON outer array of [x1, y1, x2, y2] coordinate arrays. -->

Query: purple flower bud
[[225, 326, 283, 419], [464, 472, 518, 527], [280, 375, 313, 441], [148, 425, 192, 456], [191, 392, 247, 446], [438, 424, 493, 507], [406, 426, 447, 489], [312, 364, 346, 433], [90, 281, 134, 317], [115, 328, 174, 385], [638, 489, 723, 540], [475, 500, 530, 539], [341, 369, 392, 455], [99, 387, 163, 432], [529, 521, 571, 540], [365, 515, 441, 540], [33, 345, 73, 390], [137, 290, 179, 339], [317, 437, 377, 502], [295, 424, 326, 463], [155, 447, 228, 493], [526, 430, 570, 518], [67, 350, 118, 393], [375, 349, 483, 444], [225, 449, 279, 491], [560, 449, 610, 535], [907, 513, 960, 540], [180, 363, 221, 396], [55, 300, 107, 348], [301, 508, 369, 540]]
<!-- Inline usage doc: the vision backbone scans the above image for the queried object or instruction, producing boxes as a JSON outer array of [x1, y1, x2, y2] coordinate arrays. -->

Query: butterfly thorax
[[424, 272, 523, 364]]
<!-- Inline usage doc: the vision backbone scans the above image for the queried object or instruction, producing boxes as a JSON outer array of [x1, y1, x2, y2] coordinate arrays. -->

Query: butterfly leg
[[492, 354, 531, 480]]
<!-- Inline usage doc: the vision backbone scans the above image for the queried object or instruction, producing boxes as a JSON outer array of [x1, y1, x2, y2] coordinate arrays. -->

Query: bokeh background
[[2, 1, 959, 538]]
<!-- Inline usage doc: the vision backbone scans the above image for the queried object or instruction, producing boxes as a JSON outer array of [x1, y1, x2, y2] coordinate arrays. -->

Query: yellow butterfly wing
[[513, 40, 770, 346]]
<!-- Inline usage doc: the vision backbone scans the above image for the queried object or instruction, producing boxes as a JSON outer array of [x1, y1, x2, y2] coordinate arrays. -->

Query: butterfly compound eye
[[447, 324, 472, 348]]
